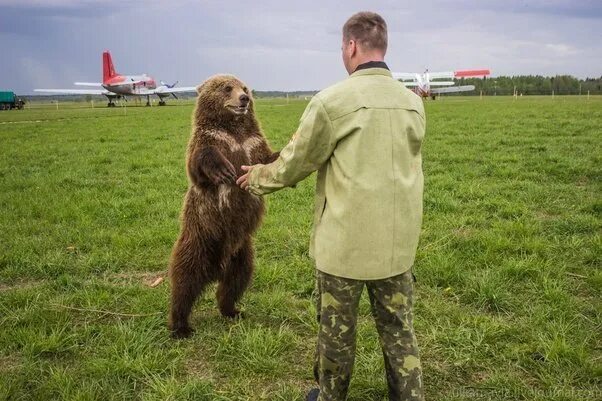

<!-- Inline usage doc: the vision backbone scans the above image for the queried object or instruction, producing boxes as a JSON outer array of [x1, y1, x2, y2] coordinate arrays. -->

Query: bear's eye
[[243, 87, 248, 93], [224, 85, 232, 92]]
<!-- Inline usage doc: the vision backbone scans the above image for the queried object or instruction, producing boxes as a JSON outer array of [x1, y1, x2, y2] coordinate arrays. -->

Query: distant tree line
[[454, 75, 602, 95], [24, 75, 602, 101]]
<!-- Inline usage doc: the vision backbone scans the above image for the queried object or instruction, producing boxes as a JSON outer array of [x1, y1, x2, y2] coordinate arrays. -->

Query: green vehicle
[[0, 91, 25, 110]]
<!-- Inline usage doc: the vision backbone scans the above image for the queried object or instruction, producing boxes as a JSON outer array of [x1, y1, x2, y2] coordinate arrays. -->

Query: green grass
[[1, 96, 600, 400]]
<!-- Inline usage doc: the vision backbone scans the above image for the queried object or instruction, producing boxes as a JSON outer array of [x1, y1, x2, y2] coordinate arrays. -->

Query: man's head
[[341, 12, 388, 74]]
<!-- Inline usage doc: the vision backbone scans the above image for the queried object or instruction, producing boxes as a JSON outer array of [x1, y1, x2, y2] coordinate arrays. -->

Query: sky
[[0, 0, 600, 94]]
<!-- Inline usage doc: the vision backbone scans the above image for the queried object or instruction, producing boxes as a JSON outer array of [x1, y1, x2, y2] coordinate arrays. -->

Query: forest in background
[[455, 75, 602, 95]]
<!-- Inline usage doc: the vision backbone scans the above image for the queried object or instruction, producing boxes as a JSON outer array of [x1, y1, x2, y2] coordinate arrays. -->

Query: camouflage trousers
[[313, 269, 424, 401]]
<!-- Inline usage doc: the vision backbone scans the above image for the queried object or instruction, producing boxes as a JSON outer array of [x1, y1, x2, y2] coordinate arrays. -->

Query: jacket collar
[[354, 60, 389, 72], [349, 64, 393, 79]]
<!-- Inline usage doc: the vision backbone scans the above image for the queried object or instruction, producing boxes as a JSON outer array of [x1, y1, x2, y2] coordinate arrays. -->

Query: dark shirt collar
[[354, 60, 389, 72]]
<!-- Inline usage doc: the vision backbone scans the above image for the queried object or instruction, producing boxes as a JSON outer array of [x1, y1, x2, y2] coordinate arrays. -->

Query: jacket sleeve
[[247, 96, 335, 195]]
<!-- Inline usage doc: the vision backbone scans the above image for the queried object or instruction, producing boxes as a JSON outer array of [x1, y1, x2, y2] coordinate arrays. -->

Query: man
[[237, 11, 426, 401]]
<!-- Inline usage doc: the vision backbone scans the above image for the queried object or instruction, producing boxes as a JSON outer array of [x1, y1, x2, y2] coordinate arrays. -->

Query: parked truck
[[0, 91, 25, 110]]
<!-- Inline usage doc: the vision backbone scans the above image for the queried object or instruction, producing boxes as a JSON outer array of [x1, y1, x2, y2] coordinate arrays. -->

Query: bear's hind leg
[[168, 237, 215, 339], [217, 239, 254, 318]]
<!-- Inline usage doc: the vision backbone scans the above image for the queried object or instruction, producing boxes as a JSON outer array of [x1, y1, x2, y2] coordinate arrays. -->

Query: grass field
[[0, 96, 600, 401]]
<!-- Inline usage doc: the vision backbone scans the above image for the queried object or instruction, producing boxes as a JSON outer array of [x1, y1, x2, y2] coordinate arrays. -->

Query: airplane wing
[[74, 82, 103, 86], [431, 85, 475, 94], [454, 69, 490, 78], [34, 88, 110, 95], [392, 72, 417, 81], [428, 71, 455, 79], [428, 81, 455, 86], [150, 86, 197, 94], [401, 82, 419, 87], [394, 69, 490, 80]]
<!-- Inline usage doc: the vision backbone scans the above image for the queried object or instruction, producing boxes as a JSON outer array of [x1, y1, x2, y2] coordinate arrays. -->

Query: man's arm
[[237, 97, 335, 194]]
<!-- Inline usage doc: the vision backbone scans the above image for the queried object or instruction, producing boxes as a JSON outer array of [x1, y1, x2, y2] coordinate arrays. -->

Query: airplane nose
[[239, 94, 249, 104]]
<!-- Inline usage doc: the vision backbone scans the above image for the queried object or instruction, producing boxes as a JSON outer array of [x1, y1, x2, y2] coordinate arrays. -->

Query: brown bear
[[168, 74, 279, 339]]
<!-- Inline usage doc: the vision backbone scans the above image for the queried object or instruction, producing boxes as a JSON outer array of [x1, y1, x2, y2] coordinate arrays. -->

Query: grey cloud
[[0, 0, 600, 95]]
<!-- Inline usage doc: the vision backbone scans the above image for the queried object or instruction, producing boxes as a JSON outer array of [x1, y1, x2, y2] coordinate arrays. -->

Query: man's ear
[[349, 39, 357, 58]]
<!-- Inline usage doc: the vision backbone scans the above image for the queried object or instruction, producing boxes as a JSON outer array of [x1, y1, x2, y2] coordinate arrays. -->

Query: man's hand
[[236, 165, 256, 190]]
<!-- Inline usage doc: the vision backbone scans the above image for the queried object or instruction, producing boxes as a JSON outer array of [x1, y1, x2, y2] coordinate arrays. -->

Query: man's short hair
[[342, 11, 388, 52]]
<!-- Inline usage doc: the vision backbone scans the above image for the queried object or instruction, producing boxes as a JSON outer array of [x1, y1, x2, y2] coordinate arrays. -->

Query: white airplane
[[393, 69, 491, 99], [35, 51, 196, 107]]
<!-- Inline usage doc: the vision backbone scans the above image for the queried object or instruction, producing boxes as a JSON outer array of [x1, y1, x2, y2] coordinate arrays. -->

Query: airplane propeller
[[160, 80, 179, 88]]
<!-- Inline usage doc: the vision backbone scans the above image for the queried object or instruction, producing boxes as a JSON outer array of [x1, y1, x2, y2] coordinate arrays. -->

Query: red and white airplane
[[35, 51, 196, 107], [393, 69, 490, 99]]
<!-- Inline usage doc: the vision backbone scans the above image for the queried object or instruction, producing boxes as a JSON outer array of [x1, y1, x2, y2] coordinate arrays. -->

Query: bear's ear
[[196, 83, 206, 95]]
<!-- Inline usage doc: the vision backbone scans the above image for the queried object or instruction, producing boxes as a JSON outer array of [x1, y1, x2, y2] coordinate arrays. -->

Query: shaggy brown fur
[[168, 74, 279, 339]]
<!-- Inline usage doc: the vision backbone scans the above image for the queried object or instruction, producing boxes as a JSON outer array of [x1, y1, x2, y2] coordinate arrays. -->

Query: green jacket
[[248, 68, 425, 280]]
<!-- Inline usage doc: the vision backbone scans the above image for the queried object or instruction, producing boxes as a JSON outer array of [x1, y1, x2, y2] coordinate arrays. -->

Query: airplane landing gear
[[106, 96, 119, 107], [145, 95, 151, 107], [158, 100, 166, 106]]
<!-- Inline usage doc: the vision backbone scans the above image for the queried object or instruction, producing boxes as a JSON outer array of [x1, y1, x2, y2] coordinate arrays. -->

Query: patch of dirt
[[184, 352, 220, 382], [104, 270, 166, 288], [576, 176, 589, 187], [535, 211, 557, 221], [0, 271, 166, 293], [453, 227, 474, 238], [0, 354, 23, 372], [0, 280, 46, 293], [471, 369, 491, 383]]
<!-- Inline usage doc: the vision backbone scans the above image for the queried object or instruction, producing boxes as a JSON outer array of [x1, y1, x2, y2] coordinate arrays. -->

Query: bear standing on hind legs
[[168, 75, 279, 339]]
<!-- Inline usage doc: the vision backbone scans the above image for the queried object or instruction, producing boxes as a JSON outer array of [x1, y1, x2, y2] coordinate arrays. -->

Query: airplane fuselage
[[102, 74, 157, 95]]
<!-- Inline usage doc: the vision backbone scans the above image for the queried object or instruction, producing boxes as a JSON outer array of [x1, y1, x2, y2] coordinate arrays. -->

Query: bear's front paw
[[170, 326, 195, 339], [207, 161, 236, 185], [264, 151, 280, 164]]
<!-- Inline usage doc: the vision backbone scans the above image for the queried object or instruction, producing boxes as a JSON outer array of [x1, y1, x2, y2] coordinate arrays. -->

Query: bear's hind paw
[[220, 309, 245, 319], [170, 326, 195, 339]]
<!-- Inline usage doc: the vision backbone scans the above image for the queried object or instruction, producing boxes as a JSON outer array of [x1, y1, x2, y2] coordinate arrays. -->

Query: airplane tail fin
[[102, 51, 117, 84]]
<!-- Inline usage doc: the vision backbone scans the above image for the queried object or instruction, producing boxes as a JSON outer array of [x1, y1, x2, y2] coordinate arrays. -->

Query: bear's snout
[[239, 94, 250, 105]]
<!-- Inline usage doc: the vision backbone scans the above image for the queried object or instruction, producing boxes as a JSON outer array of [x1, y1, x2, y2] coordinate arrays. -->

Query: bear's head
[[194, 75, 256, 128]]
